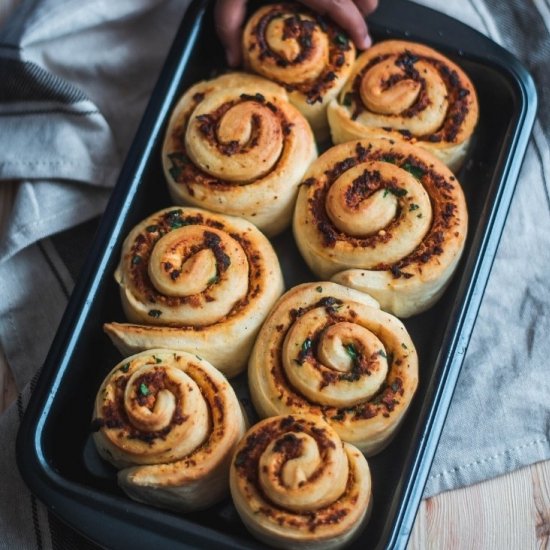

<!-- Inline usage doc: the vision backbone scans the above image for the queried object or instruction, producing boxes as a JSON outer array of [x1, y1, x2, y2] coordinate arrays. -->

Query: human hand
[[214, 0, 379, 67]]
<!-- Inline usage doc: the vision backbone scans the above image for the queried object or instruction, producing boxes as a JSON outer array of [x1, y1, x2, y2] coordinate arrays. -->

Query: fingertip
[[350, 26, 371, 50], [360, 32, 372, 49]]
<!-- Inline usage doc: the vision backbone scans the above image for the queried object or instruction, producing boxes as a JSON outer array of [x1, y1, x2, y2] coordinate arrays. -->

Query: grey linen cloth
[[0, 0, 548, 547]]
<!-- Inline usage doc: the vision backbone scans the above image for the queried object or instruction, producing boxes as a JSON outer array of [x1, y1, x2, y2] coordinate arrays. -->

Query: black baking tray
[[16, 0, 537, 548]]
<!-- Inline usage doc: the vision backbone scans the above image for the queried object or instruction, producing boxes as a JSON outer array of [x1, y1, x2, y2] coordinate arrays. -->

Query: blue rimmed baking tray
[[16, 0, 537, 548]]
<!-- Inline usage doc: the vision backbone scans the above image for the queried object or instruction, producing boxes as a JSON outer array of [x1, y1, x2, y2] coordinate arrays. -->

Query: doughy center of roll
[[185, 98, 284, 182], [318, 322, 388, 384], [326, 161, 401, 237], [283, 308, 389, 407], [145, 225, 249, 325], [360, 60, 421, 115], [325, 161, 432, 265], [149, 238, 217, 297], [355, 57, 449, 136], [263, 16, 328, 83], [258, 431, 348, 512], [120, 365, 209, 458]]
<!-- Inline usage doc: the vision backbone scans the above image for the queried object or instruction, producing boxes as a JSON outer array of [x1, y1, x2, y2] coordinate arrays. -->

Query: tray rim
[[16, 1, 538, 549]]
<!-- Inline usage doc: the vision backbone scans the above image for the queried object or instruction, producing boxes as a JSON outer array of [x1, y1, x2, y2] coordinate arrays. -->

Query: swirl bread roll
[[230, 414, 372, 550], [162, 72, 317, 236], [104, 207, 284, 377], [327, 40, 479, 171], [248, 282, 418, 456], [92, 350, 247, 512], [242, 3, 356, 141], [293, 139, 468, 317]]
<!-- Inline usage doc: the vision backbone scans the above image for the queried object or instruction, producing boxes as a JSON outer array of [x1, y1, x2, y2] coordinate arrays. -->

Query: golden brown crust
[[293, 139, 468, 317], [242, 3, 356, 141], [162, 72, 317, 236], [248, 283, 418, 455], [104, 207, 284, 377], [93, 350, 247, 512], [327, 40, 479, 171], [230, 414, 372, 549]]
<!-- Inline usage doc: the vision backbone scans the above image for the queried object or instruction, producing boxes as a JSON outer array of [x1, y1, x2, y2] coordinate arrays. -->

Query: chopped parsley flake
[[402, 162, 425, 180], [384, 187, 407, 198], [342, 92, 353, 107], [334, 34, 348, 47], [344, 343, 358, 362]]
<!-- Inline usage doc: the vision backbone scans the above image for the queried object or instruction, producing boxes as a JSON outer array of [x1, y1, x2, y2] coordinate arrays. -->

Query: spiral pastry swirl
[[103, 207, 284, 377], [293, 139, 468, 317], [248, 283, 418, 455], [230, 414, 372, 549], [242, 3, 356, 141], [162, 72, 317, 236], [327, 40, 479, 171], [92, 350, 247, 512]]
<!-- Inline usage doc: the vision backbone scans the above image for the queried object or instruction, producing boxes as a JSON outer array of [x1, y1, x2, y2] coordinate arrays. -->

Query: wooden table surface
[[1, 1, 549, 548]]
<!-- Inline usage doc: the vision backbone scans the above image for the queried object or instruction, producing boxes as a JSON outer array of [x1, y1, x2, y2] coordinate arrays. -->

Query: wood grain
[[409, 460, 550, 549]]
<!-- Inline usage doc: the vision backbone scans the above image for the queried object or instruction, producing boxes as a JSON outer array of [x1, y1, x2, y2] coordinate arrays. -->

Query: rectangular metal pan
[[16, 0, 537, 548]]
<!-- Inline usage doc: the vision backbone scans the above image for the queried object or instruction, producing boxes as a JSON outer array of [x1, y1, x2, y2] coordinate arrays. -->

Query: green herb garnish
[[139, 383, 150, 396], [409, 203, 419, 211], [402, 162, 425, 180], [169, 166, 182, 181], [148, 309, 162, 318], [120, 363, 130, 373], [132, 255, 142, 265], [146, 225, 158, 233], [344, 343, 358, 362], [377, 349, 387, 359], [342, 92, 353, 107], [168, 152, 188, 163], [384, 187, 407, 198], [316, 286, 323, 293], [390, 187, 408, 197], [334, 34, 348, 47], [382, 155, 397, 164], [296, 338, 313, 365], [166, 209, 186, 229]]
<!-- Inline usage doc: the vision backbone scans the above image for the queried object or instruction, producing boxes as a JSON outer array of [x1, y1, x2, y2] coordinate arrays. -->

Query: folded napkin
[[0, 0, 549, 548]]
